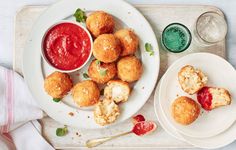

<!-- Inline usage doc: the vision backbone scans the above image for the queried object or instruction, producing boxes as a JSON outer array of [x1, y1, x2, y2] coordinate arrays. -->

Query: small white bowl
[[41, 20, 93, 73]]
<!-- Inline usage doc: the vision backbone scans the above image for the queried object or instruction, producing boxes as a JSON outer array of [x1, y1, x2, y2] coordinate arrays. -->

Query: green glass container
[[162, 23, 192, 53]]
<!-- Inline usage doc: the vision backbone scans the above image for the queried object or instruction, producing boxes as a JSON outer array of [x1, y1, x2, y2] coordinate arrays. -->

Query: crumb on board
[[87, 116, 90, 118], [142, 87, 144, 89], [76, 132, 82, 137], [68, 112, 74, 116], [176, 94, 179, 97]]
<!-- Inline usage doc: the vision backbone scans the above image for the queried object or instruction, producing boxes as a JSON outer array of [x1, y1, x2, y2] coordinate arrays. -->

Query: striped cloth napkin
[[0, 66, 54, 150]]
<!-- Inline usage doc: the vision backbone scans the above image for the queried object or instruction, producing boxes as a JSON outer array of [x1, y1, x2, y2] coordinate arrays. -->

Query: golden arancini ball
[[117, 56, 143, 82], [86, 11, 115, 38], [72, 80, 100, 107], [44, 71, 73, 99], [115, 29, 139, 56], [93, 34, 121, 63], [171, 96, 200, 125], [88, 59, 117, 84]]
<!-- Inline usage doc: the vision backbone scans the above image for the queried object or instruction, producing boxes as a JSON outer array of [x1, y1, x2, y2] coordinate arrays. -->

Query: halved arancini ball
[[86, 11, 115, 38], [44, 71, 73, 99], [94, 98, 120, 126], [104, 80, 130, 103], [115, 29, 139, 56], [117, 56, 143, 82], [178, 65, 208, 95], [93, 34, 121, 63], [88, 59, 117, 84], [72, 80, 100, 107]]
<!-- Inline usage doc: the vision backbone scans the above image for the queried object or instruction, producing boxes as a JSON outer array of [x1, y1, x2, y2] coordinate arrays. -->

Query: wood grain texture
[[14, 5, 226, 149]]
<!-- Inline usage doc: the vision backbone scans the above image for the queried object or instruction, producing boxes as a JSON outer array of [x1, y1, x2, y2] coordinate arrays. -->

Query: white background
[[0, 0, 235, 149]]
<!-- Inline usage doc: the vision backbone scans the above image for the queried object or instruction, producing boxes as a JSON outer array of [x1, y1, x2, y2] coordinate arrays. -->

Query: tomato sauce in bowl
[[42, 21, 93, 72]]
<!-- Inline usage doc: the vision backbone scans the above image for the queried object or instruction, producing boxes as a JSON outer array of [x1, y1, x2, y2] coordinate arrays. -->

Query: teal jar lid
[[162, 23, 192, 53]]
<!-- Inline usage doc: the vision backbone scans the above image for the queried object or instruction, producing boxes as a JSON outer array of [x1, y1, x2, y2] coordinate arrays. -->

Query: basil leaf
[[145, 43, 155, 56], [150, 51, 154, 56], [56, 126, 68, 136], [99, 69, 107, 76], [145, 43, 152, 52], [73, 8, 87, 23], [83, 73, 89, 79], [95, 60, 101, 65], [53, 98, 61, 102]]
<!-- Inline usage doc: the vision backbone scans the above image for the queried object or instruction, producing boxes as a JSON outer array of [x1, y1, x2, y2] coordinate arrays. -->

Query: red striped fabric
[[0, 69, 14, 133]]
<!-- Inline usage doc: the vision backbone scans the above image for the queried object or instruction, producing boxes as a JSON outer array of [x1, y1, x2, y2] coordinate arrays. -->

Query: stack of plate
[[154, 53, 236, 149]]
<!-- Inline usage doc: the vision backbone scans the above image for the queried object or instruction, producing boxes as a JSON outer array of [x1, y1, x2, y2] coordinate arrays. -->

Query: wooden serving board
[[14, 5, 226, 149]]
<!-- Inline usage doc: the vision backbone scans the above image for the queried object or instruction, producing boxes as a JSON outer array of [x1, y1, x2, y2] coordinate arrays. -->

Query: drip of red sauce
[[197, 87, 212, 110], [43, 23, 91, 70], [132, 114, 145, 125], [132, 121, 157, 136]]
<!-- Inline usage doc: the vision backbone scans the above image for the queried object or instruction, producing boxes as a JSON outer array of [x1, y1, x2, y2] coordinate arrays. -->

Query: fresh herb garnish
[[56, 126, 68, 136], [83, 73, 89, 79], [99, 69, 107, 76], [145, 43, 155, 56], [53, 98, 61, 102], [73, 8, 87, 23], [95, 60, 101, 65]]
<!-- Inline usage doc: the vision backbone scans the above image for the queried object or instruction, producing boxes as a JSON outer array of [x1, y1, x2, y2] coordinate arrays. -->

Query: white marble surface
[[1, 0, 236, 149]]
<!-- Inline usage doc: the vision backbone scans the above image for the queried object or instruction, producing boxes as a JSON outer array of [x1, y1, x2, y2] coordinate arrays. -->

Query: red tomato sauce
[[197, 87, 212, 110], [43, 23, 91, 70], [132, 121, 156, 136], [132, 114, 145, 125]]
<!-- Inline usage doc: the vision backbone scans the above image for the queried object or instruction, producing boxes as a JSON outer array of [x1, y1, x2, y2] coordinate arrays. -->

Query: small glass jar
[[194, 11, 227, 46], [161, 23, 192, 53]]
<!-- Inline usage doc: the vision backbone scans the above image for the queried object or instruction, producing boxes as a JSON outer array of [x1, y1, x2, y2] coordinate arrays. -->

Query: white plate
[[154, 74, 236, 149], [159, 53, 236, 138], [22, 0, 159, 129], [154, 78, 186, 141]]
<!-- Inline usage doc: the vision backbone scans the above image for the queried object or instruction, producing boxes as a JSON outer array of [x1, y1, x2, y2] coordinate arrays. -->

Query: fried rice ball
[[93, 34, 121, 63], [88, 59, 117, 84], [44, 71, 73, 99], [86, 11, 115, 38], [117, 56, 143, 82], [197, 87, 231, 111], [115, 29, 139, 56], [178, 65, 208, 95], [94, 99, 120, 126], [72, 80, 100, 107], [104, 80, 130, 103], [171, 96, 200, 125]]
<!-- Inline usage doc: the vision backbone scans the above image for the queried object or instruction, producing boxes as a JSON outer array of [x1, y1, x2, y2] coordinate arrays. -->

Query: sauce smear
[[132, 114, 145, 125], [43, 23, 91, 70], [197, 87, 212, 110], [132, 121, 157, 136]]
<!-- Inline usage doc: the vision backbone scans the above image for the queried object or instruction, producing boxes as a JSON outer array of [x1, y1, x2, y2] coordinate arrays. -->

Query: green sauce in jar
[[162, 23, 191, 53]]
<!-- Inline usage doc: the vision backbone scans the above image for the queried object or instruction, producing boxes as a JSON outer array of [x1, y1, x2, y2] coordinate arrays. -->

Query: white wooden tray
[[14, 4, 226, 149]]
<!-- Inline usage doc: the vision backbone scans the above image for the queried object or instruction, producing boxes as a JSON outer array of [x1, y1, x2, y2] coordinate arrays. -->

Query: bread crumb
[[68, 112, 74, 116]]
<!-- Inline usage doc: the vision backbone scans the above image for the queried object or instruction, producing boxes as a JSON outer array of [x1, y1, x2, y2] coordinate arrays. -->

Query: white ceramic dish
[[159, 53, 236, 138], [154, 78, 186, 141], [41, 20, 93, 73], [154, 74, 236, 149], [22, 0, 159, 129]]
